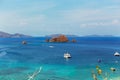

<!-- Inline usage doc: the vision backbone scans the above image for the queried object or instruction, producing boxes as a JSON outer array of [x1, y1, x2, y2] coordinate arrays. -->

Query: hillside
[[46, 34, 78, 37], [0, 31, 32, 38]]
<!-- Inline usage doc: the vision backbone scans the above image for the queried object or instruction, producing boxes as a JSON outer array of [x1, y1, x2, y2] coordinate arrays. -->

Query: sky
[[0, 0, 120, 36]]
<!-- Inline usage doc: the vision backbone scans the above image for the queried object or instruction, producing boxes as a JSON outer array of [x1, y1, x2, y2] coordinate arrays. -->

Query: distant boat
[[114, 52, 120, 56], [49, 46, 54, 48], [22, 41, 27, 44], [110, 67, 116, 72], [97, 59, 102, 63], [64, 52, 71, 58]]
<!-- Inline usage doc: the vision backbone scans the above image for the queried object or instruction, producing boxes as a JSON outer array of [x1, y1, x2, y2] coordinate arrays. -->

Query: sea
[[0, 37, 120, 80]]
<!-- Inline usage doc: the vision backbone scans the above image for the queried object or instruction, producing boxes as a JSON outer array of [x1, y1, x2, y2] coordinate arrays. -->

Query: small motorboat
[[49, 46, 54, 48], [64, 52, 71, 58], [22, 41, 27, 44], [114, 52, 120, 56], [98, 59, 102, 63], [110, 67, 116, 72]]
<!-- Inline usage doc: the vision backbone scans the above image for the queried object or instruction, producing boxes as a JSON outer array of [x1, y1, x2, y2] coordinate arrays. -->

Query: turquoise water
[[0, 37, 120, 80]]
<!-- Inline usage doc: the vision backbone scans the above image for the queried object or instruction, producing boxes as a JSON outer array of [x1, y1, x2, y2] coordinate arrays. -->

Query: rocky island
[[46, 34, 77, 43], [46, 35, 69, 42]]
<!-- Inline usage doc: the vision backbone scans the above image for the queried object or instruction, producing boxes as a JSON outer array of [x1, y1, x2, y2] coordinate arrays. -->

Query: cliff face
[[49, 35, 68, 42]]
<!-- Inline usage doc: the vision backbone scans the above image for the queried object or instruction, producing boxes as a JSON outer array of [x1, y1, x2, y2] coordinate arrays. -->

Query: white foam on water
[[0, 51, 7, 57], [28, 66, 42, 80], [49, 46, 54, 48]]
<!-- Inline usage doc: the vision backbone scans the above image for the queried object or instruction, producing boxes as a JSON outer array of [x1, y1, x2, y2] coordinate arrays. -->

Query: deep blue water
[[0, 37, 120, 80]]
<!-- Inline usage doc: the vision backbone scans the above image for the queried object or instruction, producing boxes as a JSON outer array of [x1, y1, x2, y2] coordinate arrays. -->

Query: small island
[[46, 34, 77, 43], [46, 35, 69, 42], [71, 39, 77, 43]]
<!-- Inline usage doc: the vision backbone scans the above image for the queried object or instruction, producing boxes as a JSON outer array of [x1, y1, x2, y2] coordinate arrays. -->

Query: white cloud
[[112, 19, 120, 25], [0, 0, 56, 32], [58, 5, 120, 25], [0, 11, 46, 31], [60, 9, 101, 23], [80, 19, 120, 27]]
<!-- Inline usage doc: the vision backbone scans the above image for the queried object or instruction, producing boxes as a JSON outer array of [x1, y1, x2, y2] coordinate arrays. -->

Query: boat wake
[[28, 67, 42, 80]]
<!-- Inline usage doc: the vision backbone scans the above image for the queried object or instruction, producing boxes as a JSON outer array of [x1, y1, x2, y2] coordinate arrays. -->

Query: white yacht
[[114, 52, 120, 56], [64, 52, 71, 58]]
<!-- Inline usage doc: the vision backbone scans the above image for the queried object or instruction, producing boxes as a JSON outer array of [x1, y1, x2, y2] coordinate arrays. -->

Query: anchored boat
[[114, 52, 120, 56], [64, 52, 71, 58]]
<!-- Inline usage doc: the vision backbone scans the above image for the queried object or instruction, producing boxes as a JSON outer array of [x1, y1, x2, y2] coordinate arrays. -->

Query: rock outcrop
[[47, 35, 68, 42], [71, 39, 77, 43]]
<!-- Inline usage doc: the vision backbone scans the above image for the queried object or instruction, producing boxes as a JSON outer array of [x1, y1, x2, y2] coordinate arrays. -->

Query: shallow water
[[0, 37, 120, 80]]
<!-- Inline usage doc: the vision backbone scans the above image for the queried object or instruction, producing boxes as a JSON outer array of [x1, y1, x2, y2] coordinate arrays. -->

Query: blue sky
[[0, 0, 120, 36]]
